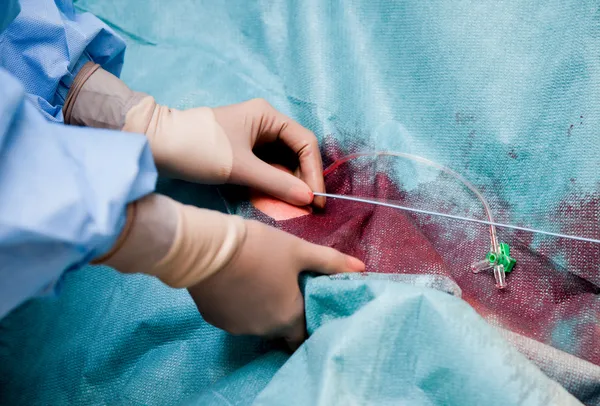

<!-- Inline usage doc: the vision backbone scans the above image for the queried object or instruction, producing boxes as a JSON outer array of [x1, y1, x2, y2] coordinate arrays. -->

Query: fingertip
[[312, 194, 326, 209], [288, 183, 314, 206], [253, 159, 314, 206], [299, 169, 326, 209], [345, 255, 366, 273]]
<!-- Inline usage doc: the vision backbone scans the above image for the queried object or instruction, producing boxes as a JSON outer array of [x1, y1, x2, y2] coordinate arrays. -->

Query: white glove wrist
[[97, 194, 247, 289], [124, 98, 234, 183]]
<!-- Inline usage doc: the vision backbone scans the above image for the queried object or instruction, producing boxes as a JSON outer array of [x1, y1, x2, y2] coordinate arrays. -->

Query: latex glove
[[65, 64, 326, 208], [128, 98, 326, 208], [96, 194, 365, 347]]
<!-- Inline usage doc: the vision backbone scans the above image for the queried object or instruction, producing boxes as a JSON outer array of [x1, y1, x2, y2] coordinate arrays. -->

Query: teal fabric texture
[[254, 277, 578, 405], [188, 276, 579, 405], [2, 0, 600, 404]]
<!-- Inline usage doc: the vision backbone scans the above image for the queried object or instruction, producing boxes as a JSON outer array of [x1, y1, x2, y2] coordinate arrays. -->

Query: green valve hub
[[486, 242, 516, 274]]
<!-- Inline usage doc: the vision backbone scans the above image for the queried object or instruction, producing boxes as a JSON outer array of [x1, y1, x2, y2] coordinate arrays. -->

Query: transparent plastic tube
[[493, 265, 507, 289], [323, 152, 499, 251], [323, 151, 503, 287], [471, 259, 494, 273]]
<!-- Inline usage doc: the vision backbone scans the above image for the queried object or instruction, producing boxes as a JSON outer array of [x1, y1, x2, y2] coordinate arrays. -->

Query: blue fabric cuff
[[56, 52, 94, 105]]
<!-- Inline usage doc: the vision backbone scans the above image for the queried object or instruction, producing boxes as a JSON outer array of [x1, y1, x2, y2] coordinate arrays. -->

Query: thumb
[[235, 155, 314, 206], [300, 242, 365, 275]]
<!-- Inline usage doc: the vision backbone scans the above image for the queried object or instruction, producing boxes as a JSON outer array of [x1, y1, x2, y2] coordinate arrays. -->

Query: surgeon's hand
[[63, 63, 326, 208], [96, 194, 365, 348], [124, 98, 325, 208], [212, 100, 326, 209], [66, 66, 326, 208], [189, 218, 364, 347]]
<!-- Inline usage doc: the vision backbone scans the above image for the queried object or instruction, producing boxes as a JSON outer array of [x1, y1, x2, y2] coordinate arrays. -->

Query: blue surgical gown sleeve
[[0, 1, 156, 318], [0, 0, 127, 122], [0, 68, 157, 318]]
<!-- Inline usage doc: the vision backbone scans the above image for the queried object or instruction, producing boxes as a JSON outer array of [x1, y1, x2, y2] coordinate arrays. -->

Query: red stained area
[[250, 139, 600, 365], [278, 170, 448, 278]]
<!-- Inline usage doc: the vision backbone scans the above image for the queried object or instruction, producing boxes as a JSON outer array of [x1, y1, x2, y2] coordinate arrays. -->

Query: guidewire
[[313, 192, 600, 245]]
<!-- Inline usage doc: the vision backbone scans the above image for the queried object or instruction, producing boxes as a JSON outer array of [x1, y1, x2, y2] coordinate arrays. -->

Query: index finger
[[265, 109, 327, 209]]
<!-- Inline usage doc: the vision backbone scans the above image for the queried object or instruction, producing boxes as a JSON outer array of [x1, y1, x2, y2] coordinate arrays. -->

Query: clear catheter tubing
[[320, 151, 600, 287], [322, 152, 500, 252]]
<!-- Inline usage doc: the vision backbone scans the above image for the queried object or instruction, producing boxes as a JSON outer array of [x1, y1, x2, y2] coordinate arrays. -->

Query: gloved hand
[[64, 64, 326, 208], [96, 194, 365, 347]]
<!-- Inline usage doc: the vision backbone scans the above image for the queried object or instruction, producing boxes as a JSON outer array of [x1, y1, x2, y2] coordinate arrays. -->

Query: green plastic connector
[[486, 242, 516, 274]]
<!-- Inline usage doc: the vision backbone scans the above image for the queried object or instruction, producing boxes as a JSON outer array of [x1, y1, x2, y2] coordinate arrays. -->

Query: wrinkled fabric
[[239, 145, 600, 366], [2, 0, 600, 404], [0, 67, 156, 318], [232, 146, 600, 402], [255, 277, 579, 405], [190, 276, 579, 406], [0, 0, 156, 317], [0, 0, 20, 32], [0, 0, 126, 121]]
